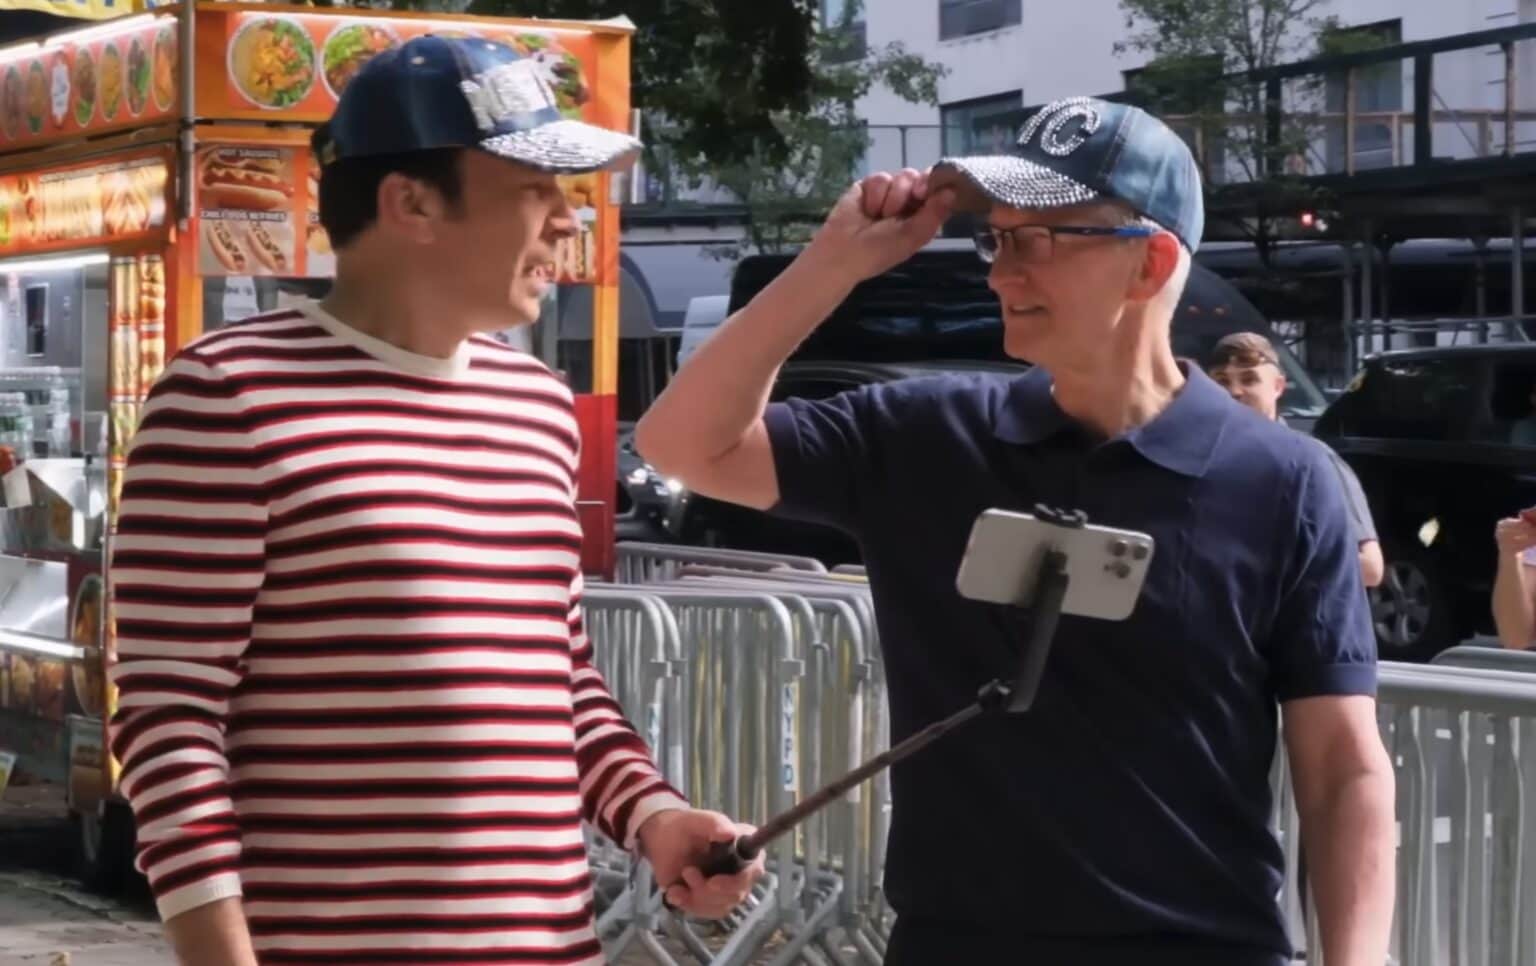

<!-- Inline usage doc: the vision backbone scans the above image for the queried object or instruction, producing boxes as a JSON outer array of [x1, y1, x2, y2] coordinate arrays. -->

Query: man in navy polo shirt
[[637, 97, 1394, 965]]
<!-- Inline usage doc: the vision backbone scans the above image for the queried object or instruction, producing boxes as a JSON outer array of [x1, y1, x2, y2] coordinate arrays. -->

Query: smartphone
[[955, 508, 1155, 621]]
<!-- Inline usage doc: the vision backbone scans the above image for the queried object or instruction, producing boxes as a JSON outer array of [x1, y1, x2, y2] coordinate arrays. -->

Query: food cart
[[0, 1, 634, 889]]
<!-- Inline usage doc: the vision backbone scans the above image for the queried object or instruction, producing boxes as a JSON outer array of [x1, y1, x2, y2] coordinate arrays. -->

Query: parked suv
[[1313, 345, 1536, 659]]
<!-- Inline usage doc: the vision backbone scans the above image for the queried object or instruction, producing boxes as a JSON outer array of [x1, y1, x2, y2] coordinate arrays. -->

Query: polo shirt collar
[[991, 363, 1231, 478]]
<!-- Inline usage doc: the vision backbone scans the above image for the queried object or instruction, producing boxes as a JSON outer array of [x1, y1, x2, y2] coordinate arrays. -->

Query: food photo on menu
[[153, 23, 176, 112], [554, 172, 599, 283], [99, 42, 123, 120], [26, 60, 46, 133], [2, 66, 23, 138], [323, 22, 399, 98], [126, 35, 150, 116], [72, 48, 95, 126], [229, 16, 317, 109], [48, 50, 69, 129], [197, 146, 298, 275]]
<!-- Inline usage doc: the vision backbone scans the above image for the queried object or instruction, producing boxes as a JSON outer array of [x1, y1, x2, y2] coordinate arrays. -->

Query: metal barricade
[[589, 584, 810, 966], [581, 589, 688, 961], [669, 573, 888, 965], [1434, 644, 1536, 674], [1277, 662, 1536, 966], [615, 543, 829, 584]]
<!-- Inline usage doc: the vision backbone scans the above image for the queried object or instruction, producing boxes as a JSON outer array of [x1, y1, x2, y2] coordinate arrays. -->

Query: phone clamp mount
[[699, 503, 1088, 878]]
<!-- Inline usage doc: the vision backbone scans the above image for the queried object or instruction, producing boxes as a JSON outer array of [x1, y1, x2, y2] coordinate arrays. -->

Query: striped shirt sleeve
[[567, 569, 689, 849], [107, 350, 269, 921]]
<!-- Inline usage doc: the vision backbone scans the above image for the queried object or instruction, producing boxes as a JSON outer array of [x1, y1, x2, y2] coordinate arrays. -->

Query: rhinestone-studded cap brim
[[480, 119, 642, 174], [930, 155, 1099, 214]]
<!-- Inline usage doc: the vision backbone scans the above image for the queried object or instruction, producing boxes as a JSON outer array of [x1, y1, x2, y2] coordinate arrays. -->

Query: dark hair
[[315, 146, 465, 250]]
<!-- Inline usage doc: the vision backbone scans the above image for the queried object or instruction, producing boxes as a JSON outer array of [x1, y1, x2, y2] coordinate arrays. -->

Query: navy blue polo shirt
[[762, 363, 1376, 965]]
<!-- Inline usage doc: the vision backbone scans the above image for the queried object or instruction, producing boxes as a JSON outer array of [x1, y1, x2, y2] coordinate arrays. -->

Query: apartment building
[[861, 0, 1536, 171]]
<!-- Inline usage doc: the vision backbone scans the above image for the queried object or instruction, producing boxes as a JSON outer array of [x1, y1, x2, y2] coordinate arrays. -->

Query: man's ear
[[374, 173, 444, 244], [1126, 230, 1181, 303]]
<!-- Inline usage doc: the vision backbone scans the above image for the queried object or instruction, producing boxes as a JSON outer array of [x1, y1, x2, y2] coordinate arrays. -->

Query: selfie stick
[[698, 506, 1081, 879]]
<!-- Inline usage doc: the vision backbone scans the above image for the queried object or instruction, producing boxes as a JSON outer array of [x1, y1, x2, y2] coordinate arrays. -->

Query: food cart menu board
[[0, 14, 177, 152], [197, 143, 311, 278], [203, 10, 608, 127], [0, 153, 169, 255]]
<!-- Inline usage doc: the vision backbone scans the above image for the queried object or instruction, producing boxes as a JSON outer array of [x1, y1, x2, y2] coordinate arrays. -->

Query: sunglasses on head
[[1210, 347, 1277, 369]]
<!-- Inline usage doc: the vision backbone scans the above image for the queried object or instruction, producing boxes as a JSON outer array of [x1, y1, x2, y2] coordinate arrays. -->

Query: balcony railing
[[636, 21, 1536, 216], [1144, 20, 1536, 186]]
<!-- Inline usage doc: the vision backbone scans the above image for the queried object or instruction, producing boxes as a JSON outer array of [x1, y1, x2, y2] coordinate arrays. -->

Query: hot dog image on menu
[[200, 146, 291, 209], [197, 144, 299, 276]]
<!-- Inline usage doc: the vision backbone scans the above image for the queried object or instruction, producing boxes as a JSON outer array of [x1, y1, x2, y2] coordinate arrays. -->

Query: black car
[[1313, 344, 1536, 659], [671, 243, 1329, 564], [615, 423, 690, 543]]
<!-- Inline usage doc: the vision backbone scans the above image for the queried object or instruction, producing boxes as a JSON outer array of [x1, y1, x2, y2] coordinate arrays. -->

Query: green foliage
[[698, 1, 945, 255]]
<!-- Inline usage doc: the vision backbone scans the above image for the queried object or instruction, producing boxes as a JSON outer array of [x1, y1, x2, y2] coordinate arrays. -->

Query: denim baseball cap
[[314, 34, 640, 174], [931, 96, 1204, 252]]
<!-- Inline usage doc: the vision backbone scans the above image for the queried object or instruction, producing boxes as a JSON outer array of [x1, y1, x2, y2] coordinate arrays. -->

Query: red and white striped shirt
[[107, 305, 686, 965]]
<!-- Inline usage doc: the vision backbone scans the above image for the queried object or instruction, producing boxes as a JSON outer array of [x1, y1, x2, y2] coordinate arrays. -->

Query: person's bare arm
[[1284, 695, 1395, 966], [636, 171, 951, 508], [1356, 539, 1383, 589], [1492, 553, 1536, 650], [165, 900, 259, 966], [1492, 516, 1536, 650]]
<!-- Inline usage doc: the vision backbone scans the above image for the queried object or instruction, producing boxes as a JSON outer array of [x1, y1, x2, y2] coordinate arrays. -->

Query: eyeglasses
[[973, 224, 1157, 265]]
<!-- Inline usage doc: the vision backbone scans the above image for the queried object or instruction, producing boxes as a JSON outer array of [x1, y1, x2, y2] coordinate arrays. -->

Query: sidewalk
[[0, 872, 168, 966]]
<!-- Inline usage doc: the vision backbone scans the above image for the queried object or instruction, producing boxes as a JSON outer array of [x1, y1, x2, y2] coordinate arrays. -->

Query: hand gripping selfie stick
[[698, 504, 1090, 878]]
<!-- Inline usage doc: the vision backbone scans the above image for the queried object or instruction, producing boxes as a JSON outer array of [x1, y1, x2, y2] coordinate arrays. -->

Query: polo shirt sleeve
[[1269, 449, 1378, 702], [1320, 444, 1378, 544], [762, 386, 888, 534]]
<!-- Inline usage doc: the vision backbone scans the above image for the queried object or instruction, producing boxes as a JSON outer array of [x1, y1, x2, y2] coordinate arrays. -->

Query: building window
[[823, 0, 867, 63], [1323, 19, 1404, 171], [941, 92, 1024, 156], [939, 0, 1022, 41]]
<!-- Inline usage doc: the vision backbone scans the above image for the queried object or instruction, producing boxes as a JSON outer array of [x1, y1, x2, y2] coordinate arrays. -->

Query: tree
[[695, 1, 945, 255], [1116, 0, 1383, 257], [450, 0, 822, 174]]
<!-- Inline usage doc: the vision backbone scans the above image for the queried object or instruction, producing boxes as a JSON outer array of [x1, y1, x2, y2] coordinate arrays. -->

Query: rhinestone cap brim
[[480, 119, 642, 174], [930, 155, 1100, 214]]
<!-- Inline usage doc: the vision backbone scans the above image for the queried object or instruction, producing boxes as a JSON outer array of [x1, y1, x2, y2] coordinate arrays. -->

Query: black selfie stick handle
[[1009, 547, 1069, 713], [698, 679, 1012, 878]]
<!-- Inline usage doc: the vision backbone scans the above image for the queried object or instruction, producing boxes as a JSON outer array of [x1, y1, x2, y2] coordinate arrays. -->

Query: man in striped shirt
[[108, 37, 762, 966]]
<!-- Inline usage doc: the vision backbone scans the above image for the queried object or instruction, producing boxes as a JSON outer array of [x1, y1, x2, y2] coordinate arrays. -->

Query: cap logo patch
[[1017, 97, 1101, 157], [460, 59, 558, 133]]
